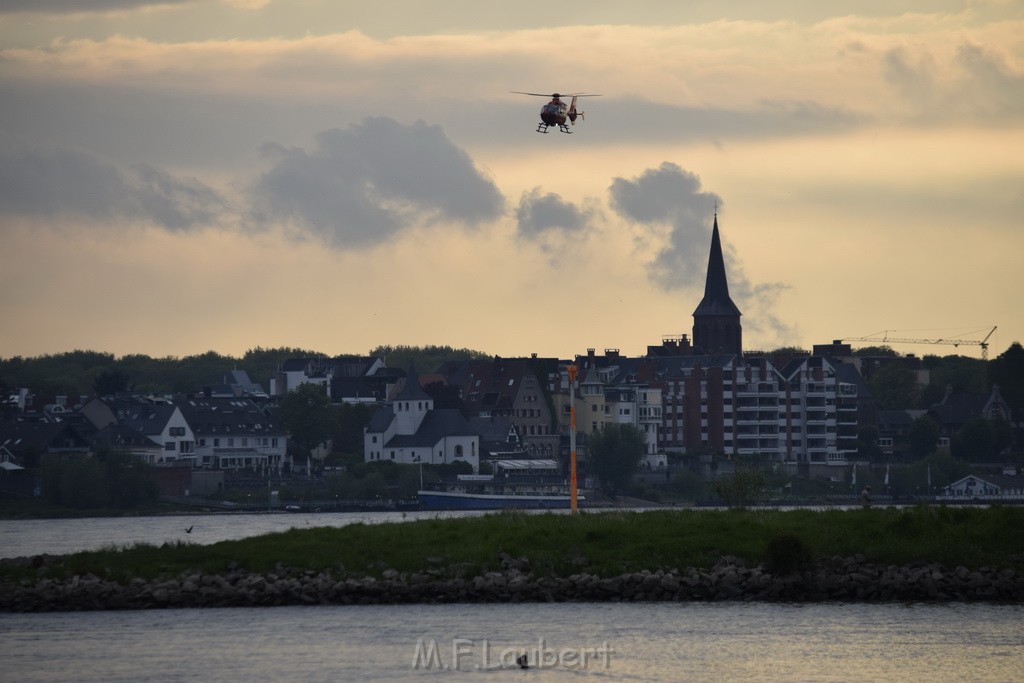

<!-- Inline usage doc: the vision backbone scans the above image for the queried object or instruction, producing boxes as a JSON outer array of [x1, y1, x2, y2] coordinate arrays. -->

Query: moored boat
[[417, 459, 584, 510]]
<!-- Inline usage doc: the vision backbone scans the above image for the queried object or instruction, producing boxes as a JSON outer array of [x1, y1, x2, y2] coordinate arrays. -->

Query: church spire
[[692, 213, 743, 355]]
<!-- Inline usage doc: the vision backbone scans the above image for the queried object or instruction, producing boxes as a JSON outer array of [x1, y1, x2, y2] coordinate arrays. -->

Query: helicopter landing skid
[[535, 123, 572, 134]]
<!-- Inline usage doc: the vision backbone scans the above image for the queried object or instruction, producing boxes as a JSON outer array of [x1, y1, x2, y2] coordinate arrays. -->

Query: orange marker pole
[[567, 364, 578, 514]]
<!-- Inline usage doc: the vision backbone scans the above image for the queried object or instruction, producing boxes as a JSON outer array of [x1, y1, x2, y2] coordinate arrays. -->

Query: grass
[[4, 506, 1023, 584]]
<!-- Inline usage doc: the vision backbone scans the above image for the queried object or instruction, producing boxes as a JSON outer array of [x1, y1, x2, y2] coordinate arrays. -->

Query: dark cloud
[[608, 162, 719, 290], [250, 117, 505, 249], [0, 140, 225, 230], [609, 161, 794, 341], [956, 44, 1024, 119], [0, 0, 187, 13], [884, 43, 1024, 122], [515, 188, 591, 238]]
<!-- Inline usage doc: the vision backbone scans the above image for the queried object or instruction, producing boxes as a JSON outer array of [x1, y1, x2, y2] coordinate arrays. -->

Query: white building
[[364, 368, 480, 472]]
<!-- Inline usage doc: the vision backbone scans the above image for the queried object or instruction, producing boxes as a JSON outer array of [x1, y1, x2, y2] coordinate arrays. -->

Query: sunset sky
[[1, 1, 1021, 362]]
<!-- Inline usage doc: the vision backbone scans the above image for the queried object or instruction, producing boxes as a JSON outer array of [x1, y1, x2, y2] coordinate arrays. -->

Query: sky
[[1, 1, 1021, 362]]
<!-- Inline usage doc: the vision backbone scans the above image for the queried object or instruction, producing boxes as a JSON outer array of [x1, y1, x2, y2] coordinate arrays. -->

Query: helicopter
[[511, 91, 601, 134]]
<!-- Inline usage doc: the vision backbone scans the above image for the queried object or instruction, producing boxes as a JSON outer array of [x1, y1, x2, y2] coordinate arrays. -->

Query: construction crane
[[840, 326, 997, 360]]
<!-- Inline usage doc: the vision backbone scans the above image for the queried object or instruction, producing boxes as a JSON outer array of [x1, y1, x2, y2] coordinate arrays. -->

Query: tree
[[279, 383, 334, 471], [40, 451, 158, 509], [423, 381, 464, 410], [857, 425, 883, 461], [588, 423, 646, 498], [907, 415, 940, 459], [367, 344, 491, 374], [952, 418, 997, 462], [853, 345, 899, 357], [92, 367, 130, 396], [97, 449, 159, 507], [922, 354, 987, 400], [331, 403, 373, 456], [989, 342, 1024, 421], [867, 362, 919, 410]]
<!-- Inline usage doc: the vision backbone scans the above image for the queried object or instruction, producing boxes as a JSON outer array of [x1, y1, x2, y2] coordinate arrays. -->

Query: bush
[[715, 469, 765, 508], [764, 533, 815, 575]]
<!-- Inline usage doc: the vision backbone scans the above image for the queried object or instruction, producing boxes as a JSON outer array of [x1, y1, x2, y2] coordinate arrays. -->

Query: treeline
[[863, 343, 1024, 418], [0, 345, 492, 397], [40, 450, 159, 510]]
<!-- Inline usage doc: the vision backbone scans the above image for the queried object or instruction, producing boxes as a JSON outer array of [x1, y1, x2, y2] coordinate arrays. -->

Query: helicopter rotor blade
[[510, 91, 603, 98]]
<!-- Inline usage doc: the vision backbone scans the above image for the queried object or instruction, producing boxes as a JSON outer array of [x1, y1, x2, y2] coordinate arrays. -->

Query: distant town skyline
[[1, 1, 1021, 361]]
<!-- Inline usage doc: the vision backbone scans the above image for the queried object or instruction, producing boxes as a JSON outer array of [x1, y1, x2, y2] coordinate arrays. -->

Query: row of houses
[[1, 390, 289, 475]]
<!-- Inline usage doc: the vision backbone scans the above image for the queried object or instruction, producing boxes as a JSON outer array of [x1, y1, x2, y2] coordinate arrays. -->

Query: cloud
[[0, 140, 226, 230], [883, 42, 1024, 123], [0, 0, 188, 13], [515, 188, 592, 237], [608, 162, 720, 290], [724, 262, 797, 346], [608, 161, 795, 341], [249, 117, 505, 249]]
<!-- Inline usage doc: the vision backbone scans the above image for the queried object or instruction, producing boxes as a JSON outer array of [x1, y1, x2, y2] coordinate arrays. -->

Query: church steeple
[[692, 214, 742, 355], [394, 363, 433, 433]]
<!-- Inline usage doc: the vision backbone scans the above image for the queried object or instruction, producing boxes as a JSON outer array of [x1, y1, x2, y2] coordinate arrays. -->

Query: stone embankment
[[1, 554, 1021, 612]]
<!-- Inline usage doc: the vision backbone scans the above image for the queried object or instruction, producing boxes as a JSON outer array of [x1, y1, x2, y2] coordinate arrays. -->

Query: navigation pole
[[568, 364, 579, 514]]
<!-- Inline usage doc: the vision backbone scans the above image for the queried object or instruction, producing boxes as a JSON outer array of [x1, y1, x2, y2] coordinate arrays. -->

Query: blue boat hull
[[417, 490, 582, 510]]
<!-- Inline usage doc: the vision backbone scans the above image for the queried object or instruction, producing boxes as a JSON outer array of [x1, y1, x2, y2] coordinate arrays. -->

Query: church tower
[[692, 214, 743, 356], [393, 363, 433, 434]]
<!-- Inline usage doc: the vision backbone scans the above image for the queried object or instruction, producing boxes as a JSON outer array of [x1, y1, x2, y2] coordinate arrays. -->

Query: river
[[0, 510, 499, 559], [1, 602, 1021, 682], [2, 513, 1022, 681]]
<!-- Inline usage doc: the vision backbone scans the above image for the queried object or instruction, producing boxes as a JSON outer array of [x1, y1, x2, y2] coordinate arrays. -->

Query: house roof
[[384, 409, 475, 448], [0, 422, 91, 453], [367, 406, 396, 432], [175, 397, 284, 436], [606, 355, 736, 384], [455, 358, 542, 412], [876, 409, 914, 428], [469, 415, 524, 453], [92, 423, 161, 449], [222, 370, 267, 397], [945, 473, 1023, 492], [927, 385, 1007, 427]]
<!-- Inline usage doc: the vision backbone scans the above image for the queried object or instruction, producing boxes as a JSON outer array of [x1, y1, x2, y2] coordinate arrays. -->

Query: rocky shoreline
[[2, 553, 1021, 611]]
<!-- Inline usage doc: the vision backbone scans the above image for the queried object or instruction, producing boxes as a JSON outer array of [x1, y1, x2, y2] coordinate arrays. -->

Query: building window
[[164, 442, 174, 451], [455, 445, 464, 458]]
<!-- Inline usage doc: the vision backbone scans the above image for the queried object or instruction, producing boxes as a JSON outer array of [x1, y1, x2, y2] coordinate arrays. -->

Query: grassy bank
[[5, 506, 1024, 584]]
